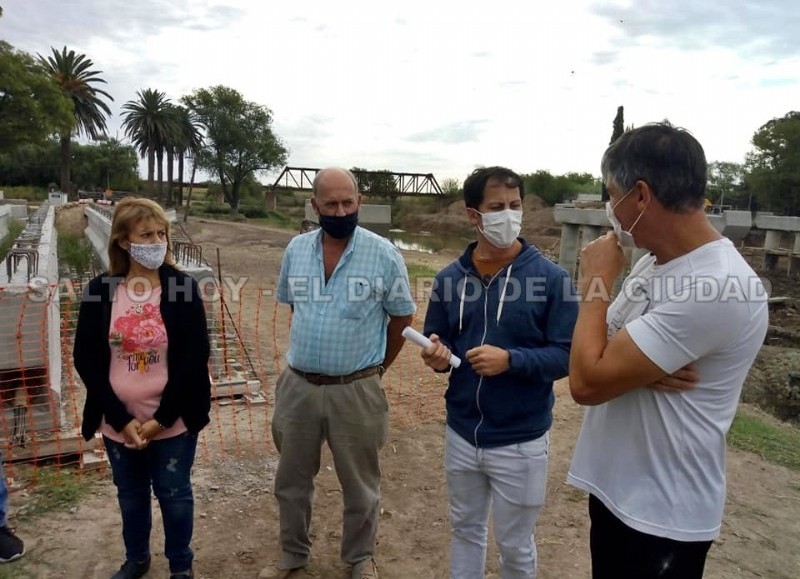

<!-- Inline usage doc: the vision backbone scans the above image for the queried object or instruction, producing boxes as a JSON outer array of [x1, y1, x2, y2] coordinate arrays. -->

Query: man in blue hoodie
[[421, 166, 578, 579]]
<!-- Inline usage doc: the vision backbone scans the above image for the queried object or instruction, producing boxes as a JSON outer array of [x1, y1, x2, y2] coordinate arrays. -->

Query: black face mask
[[318, 212, 358, 239]]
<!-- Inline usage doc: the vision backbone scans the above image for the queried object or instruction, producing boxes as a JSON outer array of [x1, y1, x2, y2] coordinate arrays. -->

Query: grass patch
[[405, 262, 439, 281], [57, 232, 96, 273], [250, 212, 295, 230], [0, 219, 24, 262], [0, 186, 48, 201], [17, 468, 94, 519], [0, 563, 36, 579], [727, 408, 800, 470]]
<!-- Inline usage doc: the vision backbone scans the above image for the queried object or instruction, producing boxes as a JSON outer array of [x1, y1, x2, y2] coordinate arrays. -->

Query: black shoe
[[169, 569, 193, 579], [110, 557, 151, 579], [0, 525, 25, 563]]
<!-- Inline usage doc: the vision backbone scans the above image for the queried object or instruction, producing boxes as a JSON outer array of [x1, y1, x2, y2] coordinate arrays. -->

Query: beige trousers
[[271, 367, 388, 569]]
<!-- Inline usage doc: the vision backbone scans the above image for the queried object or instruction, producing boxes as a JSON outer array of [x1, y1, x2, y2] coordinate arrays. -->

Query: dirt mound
[[743, 344, 800, 424], [54, 204, 88, 237]]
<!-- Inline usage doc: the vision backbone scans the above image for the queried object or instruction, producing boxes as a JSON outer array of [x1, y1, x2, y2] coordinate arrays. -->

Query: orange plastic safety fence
[[1, 283, 447, 485]]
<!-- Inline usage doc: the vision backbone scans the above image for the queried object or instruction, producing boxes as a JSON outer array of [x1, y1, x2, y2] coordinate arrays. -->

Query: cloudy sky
[[2, 0, 798, 184]]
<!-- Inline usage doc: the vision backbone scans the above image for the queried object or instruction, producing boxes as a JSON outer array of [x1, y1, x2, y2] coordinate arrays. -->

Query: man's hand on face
[[578, 232, 626, 297]]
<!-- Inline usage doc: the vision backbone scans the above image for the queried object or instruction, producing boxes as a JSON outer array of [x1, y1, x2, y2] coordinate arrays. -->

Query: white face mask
[[475, 208, 522, 248], [128, 242, 167, 270], [605, 189, 644, 248]]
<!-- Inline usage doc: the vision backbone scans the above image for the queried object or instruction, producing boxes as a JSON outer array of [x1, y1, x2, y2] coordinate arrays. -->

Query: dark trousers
[[104, 433, 198, 573], [589, 494, 713, 579]]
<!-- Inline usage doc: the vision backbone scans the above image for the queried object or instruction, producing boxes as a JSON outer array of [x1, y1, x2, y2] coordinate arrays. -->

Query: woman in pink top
[[74, 198, 211, 579]]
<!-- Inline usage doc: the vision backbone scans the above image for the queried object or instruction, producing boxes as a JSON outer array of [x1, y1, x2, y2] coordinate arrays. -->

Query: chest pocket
[[342, 279, 379, 320]]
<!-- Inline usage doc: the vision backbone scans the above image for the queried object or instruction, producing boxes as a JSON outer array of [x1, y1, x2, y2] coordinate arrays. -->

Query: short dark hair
[[462, 166, 524, 209], [601, 123, 707, 212]]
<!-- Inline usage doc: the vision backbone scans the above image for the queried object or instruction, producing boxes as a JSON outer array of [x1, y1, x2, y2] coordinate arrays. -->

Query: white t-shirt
[[567, 238, 769, 542]]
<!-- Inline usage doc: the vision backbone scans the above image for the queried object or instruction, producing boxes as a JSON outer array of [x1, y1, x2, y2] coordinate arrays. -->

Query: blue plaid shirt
[[277, 226, 416, 375]]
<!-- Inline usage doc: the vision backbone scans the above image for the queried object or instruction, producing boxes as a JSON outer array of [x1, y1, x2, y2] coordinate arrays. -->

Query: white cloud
[[2, 0, 798, 183]]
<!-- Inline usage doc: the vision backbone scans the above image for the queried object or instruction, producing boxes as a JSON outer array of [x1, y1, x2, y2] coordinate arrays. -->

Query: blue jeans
[[0, 454, 8, 527], [445, 426, 550, 579], [104, 433, 198, 573]]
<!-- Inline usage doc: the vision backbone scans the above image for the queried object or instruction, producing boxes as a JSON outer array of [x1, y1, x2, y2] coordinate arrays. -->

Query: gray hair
[[601, 123, 707, 213]]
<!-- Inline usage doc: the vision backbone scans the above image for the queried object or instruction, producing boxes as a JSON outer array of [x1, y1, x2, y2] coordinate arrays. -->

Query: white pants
[[445, 426, 549, 579]]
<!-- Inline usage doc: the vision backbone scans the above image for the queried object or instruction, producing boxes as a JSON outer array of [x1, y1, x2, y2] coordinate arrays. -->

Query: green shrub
[[58, 232, 96, 273], [0, 186, 47, 201], [0, 219, 24, 262]]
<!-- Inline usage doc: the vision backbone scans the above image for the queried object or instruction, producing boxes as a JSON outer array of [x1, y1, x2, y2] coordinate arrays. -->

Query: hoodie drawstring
[[497, 263, 512, 324], [458, 272, 467, 333]]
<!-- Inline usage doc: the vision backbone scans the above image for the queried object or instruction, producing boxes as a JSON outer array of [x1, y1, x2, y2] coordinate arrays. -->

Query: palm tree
[[39, 47, 113, 193], [120, 89, 176, 197], [174, 106, 204, 207]]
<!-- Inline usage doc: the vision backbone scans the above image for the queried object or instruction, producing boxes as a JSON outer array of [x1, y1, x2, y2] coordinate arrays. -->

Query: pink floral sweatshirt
[[100, 284, 187, 442]]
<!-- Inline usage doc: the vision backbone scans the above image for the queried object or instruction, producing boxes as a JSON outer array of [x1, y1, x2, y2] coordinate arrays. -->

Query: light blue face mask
[[474, 208, 522, 248], [128, 242, 167, 270], [605, 188, 644, 248]]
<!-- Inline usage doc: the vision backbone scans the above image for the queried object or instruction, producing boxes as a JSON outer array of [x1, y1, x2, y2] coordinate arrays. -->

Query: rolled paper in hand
[[401, 326, 462, 369]]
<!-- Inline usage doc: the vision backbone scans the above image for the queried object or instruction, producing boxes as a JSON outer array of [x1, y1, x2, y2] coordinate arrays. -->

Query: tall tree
[[441, 177, 461, 196], [182, 85, 288, 213], [121, 88, 177, 196], [0, 41, 73, 152], [168, 105, 203, 206], [610, 105, 625, 145], [745, 111, 800, 215], [706, 161, 745, 208], [602, 105, 625, 201], [39, 46, 113, 193], [173, 106, 203, 211], [70, 138, 139, 191]]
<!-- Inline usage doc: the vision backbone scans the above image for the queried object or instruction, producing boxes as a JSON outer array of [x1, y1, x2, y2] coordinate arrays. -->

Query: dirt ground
[[8, 212, 800, 578]]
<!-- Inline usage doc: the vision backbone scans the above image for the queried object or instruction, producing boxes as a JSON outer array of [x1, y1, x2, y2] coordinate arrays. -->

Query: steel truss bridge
[[270, 166, 444, 196]]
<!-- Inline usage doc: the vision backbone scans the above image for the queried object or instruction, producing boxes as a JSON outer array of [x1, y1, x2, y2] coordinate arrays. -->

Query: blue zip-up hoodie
[[423, 239, 578, 448]]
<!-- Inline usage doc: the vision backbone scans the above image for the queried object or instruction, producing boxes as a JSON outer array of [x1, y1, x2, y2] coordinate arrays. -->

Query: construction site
[[0, 195, 797, 578]]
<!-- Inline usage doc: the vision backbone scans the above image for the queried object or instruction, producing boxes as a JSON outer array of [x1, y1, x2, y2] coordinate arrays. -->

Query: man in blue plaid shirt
[[262, 167, 415, 579]]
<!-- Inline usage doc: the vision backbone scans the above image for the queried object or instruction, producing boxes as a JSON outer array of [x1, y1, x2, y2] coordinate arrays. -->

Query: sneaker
[[110, 557, 151, 579], [351, 558, 378, 579], [169, 569, 193, 579], [0, 526, 25, 563]]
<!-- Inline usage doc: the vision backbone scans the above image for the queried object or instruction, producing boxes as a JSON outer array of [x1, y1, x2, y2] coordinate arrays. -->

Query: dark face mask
[[318, 212, 359, 239]]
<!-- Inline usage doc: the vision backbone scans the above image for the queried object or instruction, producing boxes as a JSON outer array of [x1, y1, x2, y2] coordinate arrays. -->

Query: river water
[[364, 224, 468, 254]]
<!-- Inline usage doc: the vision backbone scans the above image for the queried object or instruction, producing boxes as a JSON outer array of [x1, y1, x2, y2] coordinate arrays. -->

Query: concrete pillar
[[764, 230, 781, 250], [763, 229, 781, 271], [581, 225, 603, 248], [265, 189, 276, 212], [793, 233, 800, 254], [558, 223, 580, 280]]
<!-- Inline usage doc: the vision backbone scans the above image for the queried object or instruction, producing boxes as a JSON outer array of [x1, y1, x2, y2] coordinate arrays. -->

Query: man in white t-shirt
[[567, 123, 769, 579]]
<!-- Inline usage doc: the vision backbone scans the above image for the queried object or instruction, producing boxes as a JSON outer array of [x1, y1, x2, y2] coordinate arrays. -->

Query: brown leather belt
[[290, 365, 381, 386]]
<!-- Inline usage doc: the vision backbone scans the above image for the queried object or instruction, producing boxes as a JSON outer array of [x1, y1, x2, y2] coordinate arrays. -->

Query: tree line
[[0, 39, 287, 212], [1, 32, 798, 215], [606, 106, 800, 215]]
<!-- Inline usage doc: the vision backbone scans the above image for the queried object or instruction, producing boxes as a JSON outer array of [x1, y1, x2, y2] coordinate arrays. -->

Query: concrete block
[[755, 214, 800, 232], [553, 205, 609, 227], [304, 200, 391, 225]]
